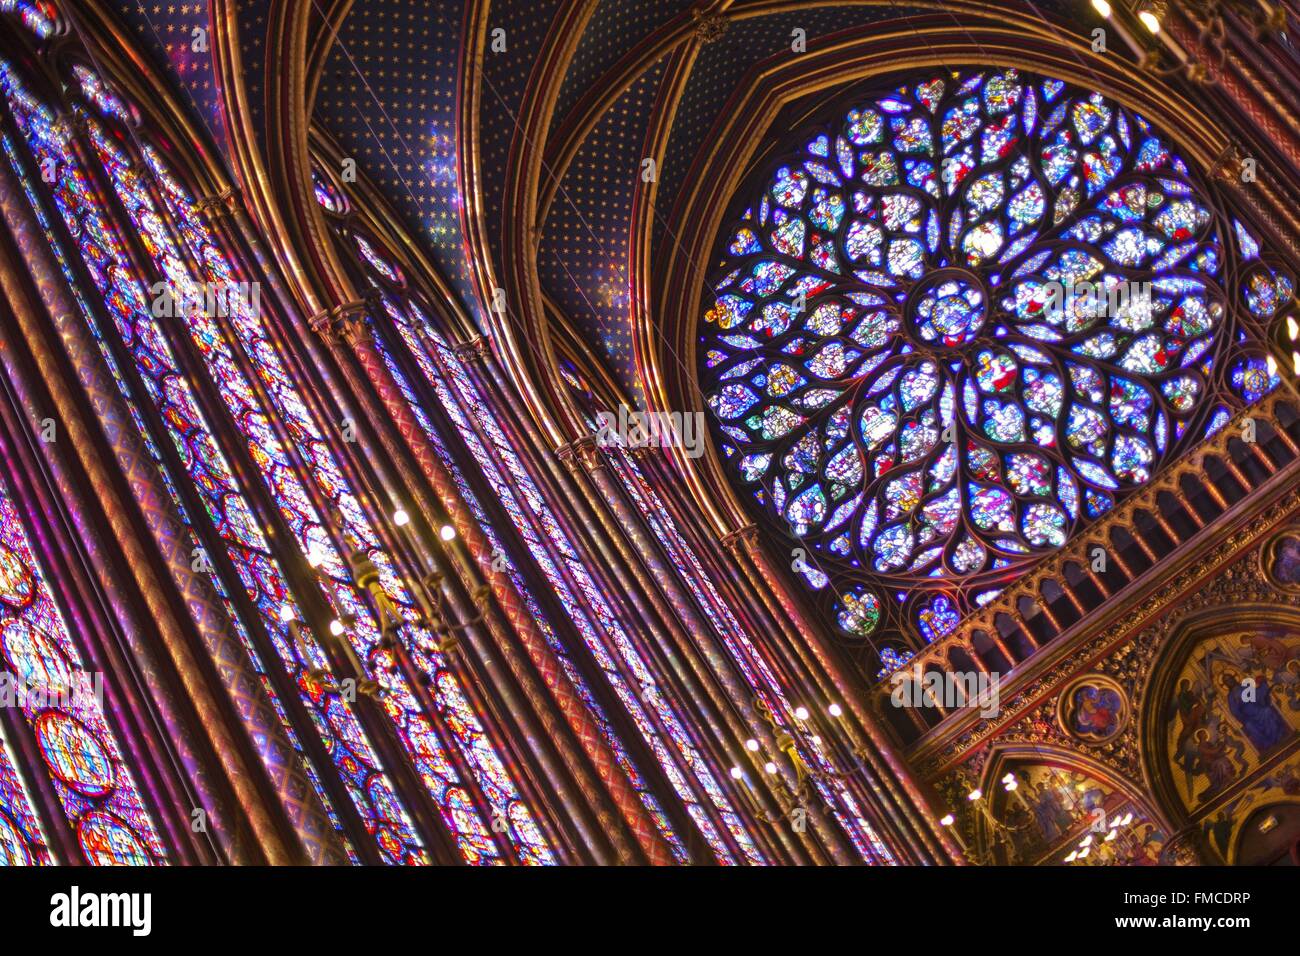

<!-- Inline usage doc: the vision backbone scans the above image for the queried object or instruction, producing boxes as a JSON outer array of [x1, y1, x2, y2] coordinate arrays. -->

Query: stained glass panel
[[367, 322, 690, 862], [1, 60, 430, 864], [0, 476, 165, 864], [0, 0, 57, 37]]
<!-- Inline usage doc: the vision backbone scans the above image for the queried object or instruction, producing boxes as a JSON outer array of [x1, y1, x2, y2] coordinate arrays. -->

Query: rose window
[[699, 69, 1284, 671]]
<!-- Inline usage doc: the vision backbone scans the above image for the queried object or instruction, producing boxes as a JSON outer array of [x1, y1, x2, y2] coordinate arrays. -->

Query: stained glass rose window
[[699, 69, 1282, 671]]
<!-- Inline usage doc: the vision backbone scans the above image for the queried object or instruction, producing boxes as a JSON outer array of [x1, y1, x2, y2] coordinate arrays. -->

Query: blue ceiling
[[111, 0, 231, 161], [539, 56, 670, 402], [312, 0, 478, 316], [100, 0, 1081, 405], [548, 0, 694, 139]]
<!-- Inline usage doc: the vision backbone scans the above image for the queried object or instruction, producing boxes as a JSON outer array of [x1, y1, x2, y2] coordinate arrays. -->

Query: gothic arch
[[974, 742, 1168, 865]]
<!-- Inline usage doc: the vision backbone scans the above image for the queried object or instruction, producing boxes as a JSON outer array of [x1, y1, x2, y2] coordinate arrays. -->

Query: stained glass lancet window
[[558, 362, 895, 863], [0, 35, 556, 863], [0, 475, 166, 864], [0, 57, 422, 864], [322, 197, 766, 862], [0, 1, 56, 38], [135, 154, 554, 866], [0, 729, 47, 864], [417, 317, 765, 864], [359, 306, 692, 863], [699, 69, 1283, 675]]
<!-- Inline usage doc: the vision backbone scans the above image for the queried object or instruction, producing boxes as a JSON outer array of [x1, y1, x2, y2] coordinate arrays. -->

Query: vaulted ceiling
[[112, 0, 1081, 409]]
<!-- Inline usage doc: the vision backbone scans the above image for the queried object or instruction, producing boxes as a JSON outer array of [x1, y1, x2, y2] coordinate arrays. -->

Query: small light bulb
[[1105, 828, 1119, 842], [1078, 846, 1091, 859], [1292, 350, 1300, 376], [745, 738, 759, 752], [1138, 9, 1160, 32], [828, 703, 843, 717], [764, 761, 778, 774], [329, 619, 345, 636], [794, 706, 810, 720], [729, 766, 743, 780], [439, 524, 456, 541], [393, 509, 410, 526], [1091, 0, 1112, 17], [967, 789, 982, 802], [1120, 812, 1134, 826], [1268, 354, 1279, 377], [1004, 780, 1018, 792], [1064, 850, 1078, 862], [1001, 772, 1015, 785], [1288, 316, 1298, 340], [1079, 834, 1093, 848], [939, 814, 955, 827]]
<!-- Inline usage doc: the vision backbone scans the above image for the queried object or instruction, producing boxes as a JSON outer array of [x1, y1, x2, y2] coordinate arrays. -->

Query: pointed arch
[[974, 742, 1168, 865]]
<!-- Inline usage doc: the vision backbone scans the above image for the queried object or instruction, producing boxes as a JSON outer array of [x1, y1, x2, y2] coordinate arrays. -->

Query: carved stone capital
[[452, 335, 489, 364], [193, 187, 239, 220], [309, 299, 372, 346], [719, 523, 759, 554], [624, 443, 658, 462], [556, 434, 602, 473]]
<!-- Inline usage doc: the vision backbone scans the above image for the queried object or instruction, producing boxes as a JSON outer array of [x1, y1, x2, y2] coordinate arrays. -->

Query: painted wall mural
[[1058, 674, 1129, 744], [984, 762, 1166, 865], [923, 502, 1300, 866], [1264, 531, 1300, 590], [1165, 628, 1300, 810], [1199, 749, 1300, 863]]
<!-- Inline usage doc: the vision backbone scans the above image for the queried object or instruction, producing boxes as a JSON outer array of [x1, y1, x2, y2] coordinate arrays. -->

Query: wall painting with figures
[[986, 762, 1168, 865], [1163, 619, 1300, 862]]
